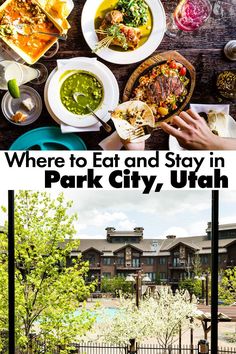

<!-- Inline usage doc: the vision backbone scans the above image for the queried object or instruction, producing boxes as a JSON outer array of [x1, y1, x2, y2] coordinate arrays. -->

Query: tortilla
[[37, 0, 71, 31], [111, 100, 154, 141]]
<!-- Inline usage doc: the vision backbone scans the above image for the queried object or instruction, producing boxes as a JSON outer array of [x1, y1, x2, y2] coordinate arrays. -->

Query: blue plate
[[9, 127, 87, 151]]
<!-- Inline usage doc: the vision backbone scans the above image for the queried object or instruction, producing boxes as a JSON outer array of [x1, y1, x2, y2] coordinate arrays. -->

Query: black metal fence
[[77, 342, 128, 353], [1, 341, 236, 354], [77, 343, 236, 354]]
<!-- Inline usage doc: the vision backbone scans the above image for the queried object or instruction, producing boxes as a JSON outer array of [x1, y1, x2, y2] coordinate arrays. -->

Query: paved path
[[198, 305, 236, 321]]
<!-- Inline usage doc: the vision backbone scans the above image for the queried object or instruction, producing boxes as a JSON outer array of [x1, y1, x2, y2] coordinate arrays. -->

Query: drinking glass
[[166, 0, 212, 38], [0, 60, 48, 90]]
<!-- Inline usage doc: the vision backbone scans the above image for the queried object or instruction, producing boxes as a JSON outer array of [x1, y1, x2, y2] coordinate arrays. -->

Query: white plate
[[44, 58, 119, 128], [47, 60, 119, 127], [81, 0, 166, 65], [169, 104, 236, 150]]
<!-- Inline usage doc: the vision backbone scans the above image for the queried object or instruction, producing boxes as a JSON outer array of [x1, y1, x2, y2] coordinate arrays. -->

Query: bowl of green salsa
[[46, 59, 119, 128], [60, 70, 104, 116]]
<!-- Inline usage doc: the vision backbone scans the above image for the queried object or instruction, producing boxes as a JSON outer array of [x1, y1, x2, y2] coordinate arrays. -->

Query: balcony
[[89, 263, 101, 270], [168, 262, 193, 270], [115, 263, 141, 270]]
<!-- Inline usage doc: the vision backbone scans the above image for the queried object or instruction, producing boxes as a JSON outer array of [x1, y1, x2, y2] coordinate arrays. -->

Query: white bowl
[[47, 60, 118, 127], [81, 0, 166, 65]]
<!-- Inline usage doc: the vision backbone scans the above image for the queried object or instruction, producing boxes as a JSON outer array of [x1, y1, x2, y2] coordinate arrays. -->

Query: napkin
[[190, 103, 230, 115], [98, 132, 146, 150], [57, 57, 102, 133], [99, 132, 124, 150]]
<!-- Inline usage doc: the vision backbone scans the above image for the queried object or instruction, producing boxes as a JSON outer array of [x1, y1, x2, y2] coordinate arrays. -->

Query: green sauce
[[60, 71, 104, 116]]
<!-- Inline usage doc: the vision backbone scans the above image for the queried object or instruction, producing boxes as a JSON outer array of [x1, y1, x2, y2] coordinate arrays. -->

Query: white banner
[[1, 150, 236, 192]]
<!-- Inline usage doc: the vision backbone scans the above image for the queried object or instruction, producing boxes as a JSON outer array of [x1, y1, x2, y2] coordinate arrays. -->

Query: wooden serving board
[[123, 50, 196, 125]]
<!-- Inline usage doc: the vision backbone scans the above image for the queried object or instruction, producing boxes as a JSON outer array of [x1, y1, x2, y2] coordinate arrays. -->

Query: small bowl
[[1, 85, 42, 125]]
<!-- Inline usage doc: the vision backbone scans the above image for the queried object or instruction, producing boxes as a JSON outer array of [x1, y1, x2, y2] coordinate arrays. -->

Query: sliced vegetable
[[158, 107, 169, 116], [179, 66, 187, 76], [7, 79, 20, 98], [169, 60, 177, 69]]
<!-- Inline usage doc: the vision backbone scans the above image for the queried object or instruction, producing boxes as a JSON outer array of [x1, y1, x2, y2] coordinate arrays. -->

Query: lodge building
[[72, 223, 236, 286]]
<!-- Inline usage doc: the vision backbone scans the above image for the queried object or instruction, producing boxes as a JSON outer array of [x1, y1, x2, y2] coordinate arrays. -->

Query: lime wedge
[[7, 79, 20, 98]]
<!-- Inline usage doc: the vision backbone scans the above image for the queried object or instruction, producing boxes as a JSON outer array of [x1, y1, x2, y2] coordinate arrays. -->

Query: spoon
[[72, 92, 112, 133], [86, 105, 112, 133]]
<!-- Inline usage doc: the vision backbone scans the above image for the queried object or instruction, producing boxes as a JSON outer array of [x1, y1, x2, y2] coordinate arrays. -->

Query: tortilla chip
[[37, 0, 71, 32]]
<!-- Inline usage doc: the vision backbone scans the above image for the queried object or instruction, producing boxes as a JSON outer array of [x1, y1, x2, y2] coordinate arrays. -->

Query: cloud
[[88, 210, 129, 227], [161, 226, 189, 238], [75, 209, 137, 238], [118, 218, 136, 230], [219, 216, 236, 224]]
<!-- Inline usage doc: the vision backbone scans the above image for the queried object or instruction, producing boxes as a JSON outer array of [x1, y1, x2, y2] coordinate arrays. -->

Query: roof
[[206, 222, 236, 232], [76, 235, 236, 256], [197, 248, 227, 255]]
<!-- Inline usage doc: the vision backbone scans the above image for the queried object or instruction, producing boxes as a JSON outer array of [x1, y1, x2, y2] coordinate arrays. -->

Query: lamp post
[[198, 339, 209, 354], [8, 191, 15, 354], [194, 275, 206, 304], [125, 271, 151, 307], [194, 273, 210, 305]]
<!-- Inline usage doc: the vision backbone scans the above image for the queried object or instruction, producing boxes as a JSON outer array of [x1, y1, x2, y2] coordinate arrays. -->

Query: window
[[159, 257, 166, 265], [159, 272, 166, 280], [146, 272, 156, 282], [102, 272, 111, 278], [146, 257, 154, 265], [132, 258, 140, 267], [84, 254, 96, 265], [117, 272, 125, 278], [116, 252, 125, 265], [173, 257, 180, 267], [201, 255, 208, 265], [111, 237, 139, 243], [103, 257, 112, 265]]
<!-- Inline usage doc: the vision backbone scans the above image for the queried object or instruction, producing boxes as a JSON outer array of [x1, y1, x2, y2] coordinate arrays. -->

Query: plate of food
[[46, 59, 119, 127], [81, 0, 166, 65], [0, 0, 66, 64], [169, 104, 236, 150], [1, 85, 42, 125], [111, 100, 154, 142], [123, 51, 196, 127]]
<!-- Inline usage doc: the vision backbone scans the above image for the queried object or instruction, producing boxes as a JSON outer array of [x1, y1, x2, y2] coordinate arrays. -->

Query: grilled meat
[[146, 75, 184, 103]]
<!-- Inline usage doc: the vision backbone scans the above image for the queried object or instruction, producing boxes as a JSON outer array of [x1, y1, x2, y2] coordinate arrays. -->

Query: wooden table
[[0, 0, 235, 150]]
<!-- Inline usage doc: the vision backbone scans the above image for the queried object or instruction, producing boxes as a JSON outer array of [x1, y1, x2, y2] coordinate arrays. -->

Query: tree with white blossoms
[[92, 287, 197, 348]]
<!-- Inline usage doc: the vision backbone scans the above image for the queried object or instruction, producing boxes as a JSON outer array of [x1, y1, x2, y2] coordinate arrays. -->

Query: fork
[[14, 24, 67, 41], [125, 125, 156, 141]]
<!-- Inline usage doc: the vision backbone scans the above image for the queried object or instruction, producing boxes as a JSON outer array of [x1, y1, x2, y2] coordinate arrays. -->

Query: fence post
[[198, 339, 209, 354], [129, 339, 137, 354]]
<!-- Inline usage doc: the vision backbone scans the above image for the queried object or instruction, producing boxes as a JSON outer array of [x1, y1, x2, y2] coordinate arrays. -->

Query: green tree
[[192, 254, 203, 276], [219, 267, 236, 305], [101, 276, 133, 295], [0, 191, 96, 354], [179, 278, 202, 298]]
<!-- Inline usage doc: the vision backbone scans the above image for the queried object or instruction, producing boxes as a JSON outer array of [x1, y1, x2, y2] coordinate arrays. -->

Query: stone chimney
[[134, 227, 144, 234], [166, 235, 176, 239]]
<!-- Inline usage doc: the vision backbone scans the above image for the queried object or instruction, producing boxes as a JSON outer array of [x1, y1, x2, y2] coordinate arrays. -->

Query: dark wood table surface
[[0, 0, 235, 150]]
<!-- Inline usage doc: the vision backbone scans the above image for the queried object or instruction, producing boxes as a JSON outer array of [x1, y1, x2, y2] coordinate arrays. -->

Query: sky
[[0, 190, 235, 239]]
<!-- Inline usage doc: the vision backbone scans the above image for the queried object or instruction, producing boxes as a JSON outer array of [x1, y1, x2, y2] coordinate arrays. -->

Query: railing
[[137, 344, 236, 354], [1, 339, 236, 354], [77, 342, 128, 353], [77, 343, 236, 354]]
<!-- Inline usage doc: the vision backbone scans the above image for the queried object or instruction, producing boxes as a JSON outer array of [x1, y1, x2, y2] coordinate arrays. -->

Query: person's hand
[[160, 109, 224, 150]]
